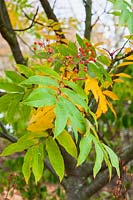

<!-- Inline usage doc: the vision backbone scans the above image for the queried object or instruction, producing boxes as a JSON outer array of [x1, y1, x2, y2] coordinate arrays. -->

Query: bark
[[63, 143, 133, 200], [0, 0, 26, 65], [84, 0, 92, 40], [39, 0, 65, 39]]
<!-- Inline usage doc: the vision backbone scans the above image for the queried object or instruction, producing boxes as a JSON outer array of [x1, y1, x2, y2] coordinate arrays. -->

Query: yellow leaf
[[44, 34, 57, 40], [124, 47, 131, 54], [94, 42, 104, 47], [118, 62, 133, 67], [125, 55, 133, 60], [60, 39, 69, 45], [85, 76, 108, 118], [95, 48, 109, 56], [106, 100, 117, 118], [114, 73, 131, 78], [96, 93, 108, 118], [104, 81, 112, 88], [28, 105, 55, 132], [53, 24, 60, 31], [103, 90, 119, 100]]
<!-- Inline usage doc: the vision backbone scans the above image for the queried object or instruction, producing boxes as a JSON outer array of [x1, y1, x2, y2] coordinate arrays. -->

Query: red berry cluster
[[33, 41, 45, 50], [78, 42, 96, 63], [65, 55, 73, 65]]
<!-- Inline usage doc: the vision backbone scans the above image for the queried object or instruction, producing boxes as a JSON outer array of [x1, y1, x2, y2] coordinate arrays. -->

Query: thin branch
[[13, 7, 39, 32], [44, 159, 59, 180], [108, 37, 132, 72], [52, 0, 57, 10], [17, 34, 34, 53], [0, 121, 17, 143], [23, 10, 44, 27]]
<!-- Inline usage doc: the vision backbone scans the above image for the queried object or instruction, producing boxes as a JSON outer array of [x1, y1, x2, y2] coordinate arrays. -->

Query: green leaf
[[93, 138, 104, 178], [23, 88, 56, 107], [17, 64, 34, 77], [0, 79, 24, 93], [32, 143, 44, 183], [64, 80, 87, 101], [5, 71, 25, 83], [97, 55, 111, 66], [0, 93, 17, 112], [57, 130, 77, 159], [76, 34, 86, 48], [6, 93, 23, 123], [54, 99, 68, 137], [19, 131, 48, 141], [46, 137, 64, 181], [32, 65, 61, 80], [77, 132, 93, 166], [128, 13, 133, 34], [119, 9, 130, 25], [0, 139, 38, 156], [68, 42, 78, 56], [0, 93, 23, 124], [103, 144, 120, 177], [61, 88, 88, 112], [22, 147, 34, 184], [60, 97, 86, 142], [101, 143, 112, 179], [20, 75, 59, 87]]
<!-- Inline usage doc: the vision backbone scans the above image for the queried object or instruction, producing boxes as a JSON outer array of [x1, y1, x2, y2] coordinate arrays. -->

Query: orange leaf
[[28, 105, 55, 132], [106, 100, 117, 118], [123, 47, 131, 54], [114, 73, 131, 78], [113, 79, 124, 83], [103, 90, 119, 100], [85, 76, 108, 118], [125, 55, 133, 60], [118, 62, 133, 67]]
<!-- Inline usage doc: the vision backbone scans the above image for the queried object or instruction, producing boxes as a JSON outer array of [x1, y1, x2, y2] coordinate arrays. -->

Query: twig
[[17, 34, 34, 53], [13, 7, 39, 32], [52, 0, 57, 10], [108, 37, 132, 72]]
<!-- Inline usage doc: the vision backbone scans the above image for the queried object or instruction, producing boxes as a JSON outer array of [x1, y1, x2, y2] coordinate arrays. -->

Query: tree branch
[[0, 121, 17, 143], [13, 7, 39, 32], [0, 0, 27, 65], [81, 143, 133, 198], [84, 0, 92, 40], [39, 0, 65, 39]]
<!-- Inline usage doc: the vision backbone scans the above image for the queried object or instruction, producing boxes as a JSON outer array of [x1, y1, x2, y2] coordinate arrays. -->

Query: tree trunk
[[64, 176, 86, 200]]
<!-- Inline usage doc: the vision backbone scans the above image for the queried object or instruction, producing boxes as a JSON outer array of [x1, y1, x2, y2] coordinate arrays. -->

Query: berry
[[65, 55, 69, 59], [76, 54, 81, 58], [80, 60, 84, 64], [34, 41, 37, 45], [79, 47, 84, 52], [91, 51, 95, 56], [48, 47, 53, 54], [90, 57, 96, 62], [48, 57, 53, 63], [38, 41, 43, 47], [86, 59, 90, 63], [69, 55, 73, 59], [85, 42, 91, 47], [73, 67, 79, 73], [82, 53, 86, 57], [33, 47, 36, 51], [84, 66, 88, 72]]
